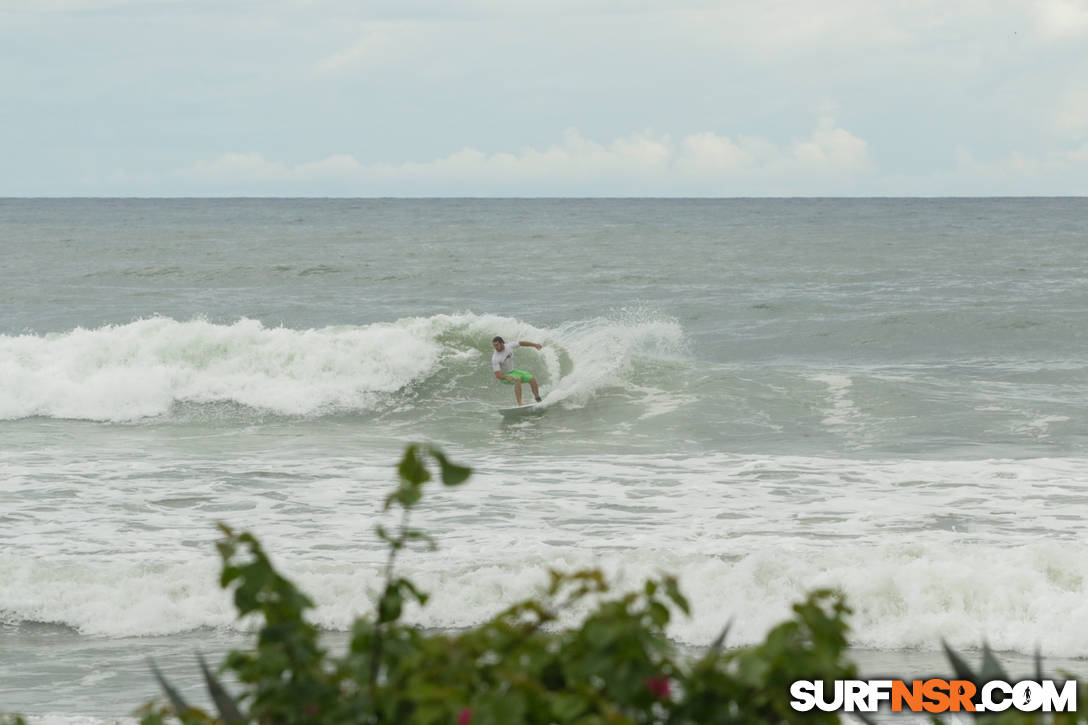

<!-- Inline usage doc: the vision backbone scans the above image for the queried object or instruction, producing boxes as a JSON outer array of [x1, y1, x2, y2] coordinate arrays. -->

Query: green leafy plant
[[141, 443, 868, 724]]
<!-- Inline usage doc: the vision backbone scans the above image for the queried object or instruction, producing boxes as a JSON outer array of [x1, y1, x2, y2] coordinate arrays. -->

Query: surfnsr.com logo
[[790, 679, 1078, 714]]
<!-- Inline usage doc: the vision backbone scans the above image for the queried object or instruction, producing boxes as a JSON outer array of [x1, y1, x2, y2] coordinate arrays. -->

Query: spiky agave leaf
[[941, 640, 977, 682], [198, 652, 247, 723], [708, 619, 733, 654], [979, 641, 1011, 683], [149, 659, 191, 715]]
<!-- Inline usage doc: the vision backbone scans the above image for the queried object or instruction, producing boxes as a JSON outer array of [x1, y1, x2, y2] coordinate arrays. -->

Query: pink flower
[[646, 676, 671, 699], [457, 708, 473, 725]]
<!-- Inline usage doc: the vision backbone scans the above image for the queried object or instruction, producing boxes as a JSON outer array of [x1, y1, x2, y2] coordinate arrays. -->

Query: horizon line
[[2, 195, 1086, 201]]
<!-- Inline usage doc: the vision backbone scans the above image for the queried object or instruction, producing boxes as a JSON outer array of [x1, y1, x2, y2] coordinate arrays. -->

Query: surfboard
[[498, 401, 546, 419]]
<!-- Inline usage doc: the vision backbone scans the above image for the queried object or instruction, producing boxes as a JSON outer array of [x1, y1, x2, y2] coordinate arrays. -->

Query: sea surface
[[1, 198, 1086, 721]]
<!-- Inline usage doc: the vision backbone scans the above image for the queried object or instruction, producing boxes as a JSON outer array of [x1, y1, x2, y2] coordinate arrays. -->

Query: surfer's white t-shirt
[[491, 342, 520, 373]]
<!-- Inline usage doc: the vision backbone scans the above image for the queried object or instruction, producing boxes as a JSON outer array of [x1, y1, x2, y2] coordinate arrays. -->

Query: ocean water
[[1, 198, 1086, 720]]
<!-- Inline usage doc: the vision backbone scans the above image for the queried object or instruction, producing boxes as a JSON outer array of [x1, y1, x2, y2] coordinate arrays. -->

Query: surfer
[[491, 336, 543, 406]]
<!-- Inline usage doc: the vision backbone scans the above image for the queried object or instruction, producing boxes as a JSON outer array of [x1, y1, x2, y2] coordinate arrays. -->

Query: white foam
[[0, 312, 687, 421], [10, 538, 1085, 655], [1019, 415, 1071, 438], [630, 384, 698, 419], [4, 450, 1088, 656], [544, 311, 687, 406], [811, 373, 860, 427], [0, 318, 442, 421]]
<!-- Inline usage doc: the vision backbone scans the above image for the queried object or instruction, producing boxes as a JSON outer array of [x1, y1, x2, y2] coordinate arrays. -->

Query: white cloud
[[174, 123, 1088, 197], [177, 121, 874, 196], [6, 0, 1086, 195], [1034, 0, 1088, 38], [792, 118, 872, 171], [675, 118, 871, 182], [315, 22, 439, 74]]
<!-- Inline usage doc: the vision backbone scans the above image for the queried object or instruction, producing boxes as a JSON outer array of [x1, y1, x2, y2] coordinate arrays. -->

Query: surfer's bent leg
[[529, 376, 540, 402], [513, 379, 523, 405]]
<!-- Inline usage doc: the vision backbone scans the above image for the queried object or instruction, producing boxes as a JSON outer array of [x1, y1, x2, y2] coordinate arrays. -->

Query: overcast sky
[[3, 0, 1087, 196]]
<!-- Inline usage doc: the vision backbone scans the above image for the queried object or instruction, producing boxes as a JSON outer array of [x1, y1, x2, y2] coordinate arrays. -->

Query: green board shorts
[[500, 369, 534, 384]]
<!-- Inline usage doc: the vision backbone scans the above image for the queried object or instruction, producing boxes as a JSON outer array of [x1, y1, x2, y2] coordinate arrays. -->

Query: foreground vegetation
[[2, 444, 1083, 724]]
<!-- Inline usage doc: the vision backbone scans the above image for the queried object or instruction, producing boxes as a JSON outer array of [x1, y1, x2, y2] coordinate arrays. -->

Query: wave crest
[[0, 312, 686, 421]]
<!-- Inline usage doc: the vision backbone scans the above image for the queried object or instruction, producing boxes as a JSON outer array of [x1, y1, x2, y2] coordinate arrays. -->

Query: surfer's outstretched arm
[[518, 341, 543, 350]]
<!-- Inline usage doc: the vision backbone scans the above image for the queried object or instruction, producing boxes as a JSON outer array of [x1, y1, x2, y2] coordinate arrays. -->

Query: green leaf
[[397, 444, 431, 486], [395, 577, 430, 607], [663, 576, 690, 616], [379, 587, 404, 623], [474, 692, 527, 725], [386, 481, 424, 512], [551, 692, 589, 720], [400, 528, 438, 551], [431, 449, 472, 486], [648, 601, 670, 628]]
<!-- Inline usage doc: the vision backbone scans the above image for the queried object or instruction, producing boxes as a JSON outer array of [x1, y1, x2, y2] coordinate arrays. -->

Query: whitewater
[[1, 198, 1086, 720]]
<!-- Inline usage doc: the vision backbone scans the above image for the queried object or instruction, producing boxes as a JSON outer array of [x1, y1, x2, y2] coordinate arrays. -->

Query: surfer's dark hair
[[492, 336, 504, 343]]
